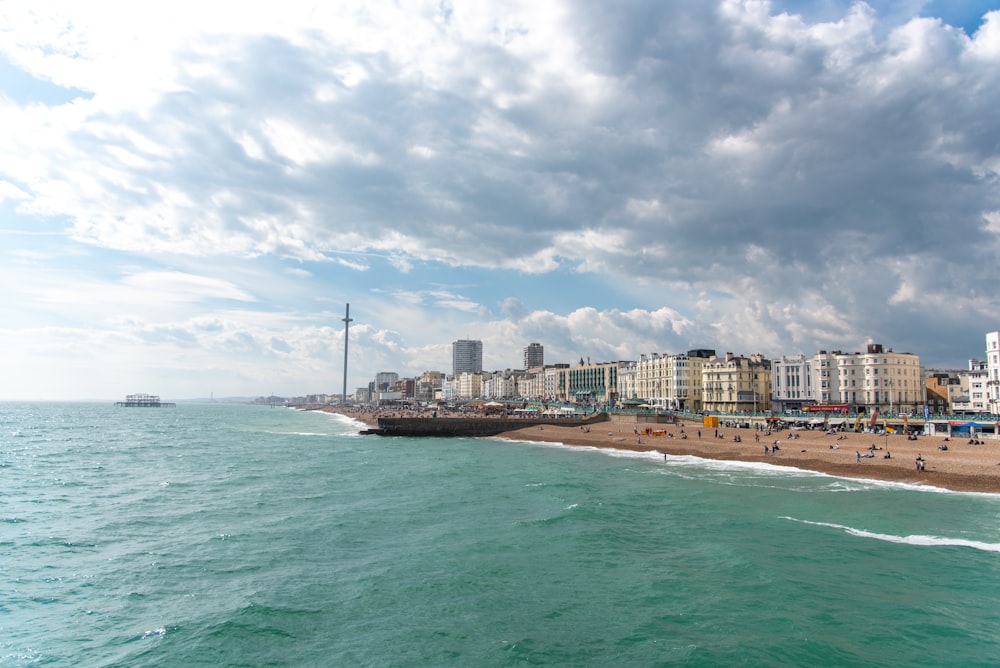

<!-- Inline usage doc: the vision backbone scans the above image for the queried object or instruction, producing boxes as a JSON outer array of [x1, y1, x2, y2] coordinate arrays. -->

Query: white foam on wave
[[781, 516, 1000, 552], [319, 412, 371, 435]]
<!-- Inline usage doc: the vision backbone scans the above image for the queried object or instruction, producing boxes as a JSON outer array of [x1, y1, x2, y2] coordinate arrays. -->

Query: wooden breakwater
[[369, 413, 609, 437]]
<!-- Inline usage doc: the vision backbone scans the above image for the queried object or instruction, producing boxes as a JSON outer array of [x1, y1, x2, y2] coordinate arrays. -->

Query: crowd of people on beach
[[306, 403, 1000, 491]]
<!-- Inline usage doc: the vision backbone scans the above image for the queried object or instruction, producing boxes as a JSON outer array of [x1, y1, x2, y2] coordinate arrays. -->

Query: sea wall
[[608, 413, 684, 425], [374, 414, 609, 437]]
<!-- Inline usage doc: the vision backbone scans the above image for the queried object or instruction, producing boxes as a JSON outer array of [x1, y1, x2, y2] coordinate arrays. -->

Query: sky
[[1, 0, 999, 401]]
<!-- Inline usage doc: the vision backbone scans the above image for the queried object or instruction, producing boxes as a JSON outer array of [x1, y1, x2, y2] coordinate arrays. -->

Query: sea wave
[[781, 517, 1000, 552]]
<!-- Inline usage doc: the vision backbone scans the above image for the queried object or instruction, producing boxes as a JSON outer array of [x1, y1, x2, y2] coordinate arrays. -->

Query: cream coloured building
[[702, 353, 771, 414], [834, 343, 921, 414], [456, 372, 482, 399], [630, 350, 713, 411]]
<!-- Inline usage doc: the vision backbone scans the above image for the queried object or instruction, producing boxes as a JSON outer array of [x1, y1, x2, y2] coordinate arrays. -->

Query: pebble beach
[[319, 406, 1000, 494]]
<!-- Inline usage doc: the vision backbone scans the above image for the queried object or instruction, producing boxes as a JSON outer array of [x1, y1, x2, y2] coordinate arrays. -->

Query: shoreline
[[314, 406, 1000, 494]]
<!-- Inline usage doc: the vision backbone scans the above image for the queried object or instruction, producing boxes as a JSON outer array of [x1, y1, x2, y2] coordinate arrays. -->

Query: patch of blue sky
[[921, 0, 1000, 34], [0, 203, 68, 236], [0, 54, 91, 106], [771, 0, 999, 36], [302, 253, 629, 318]]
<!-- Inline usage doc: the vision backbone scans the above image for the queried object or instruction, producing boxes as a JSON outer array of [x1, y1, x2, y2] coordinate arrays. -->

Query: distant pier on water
[[115, 393, 176, 408]]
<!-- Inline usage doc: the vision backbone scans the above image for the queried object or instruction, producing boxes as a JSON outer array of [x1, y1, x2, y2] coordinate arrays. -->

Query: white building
[[960, 358, 990, 414], [440, 377, 455, 401], [772, 350, 848, 410], [771, 344, 921, 415], [482, 370, 522, 399], [543, 365, 567, 401], [986, 331, 1000, 414], [770, 354, 814, 411], [517, 372, 544, 400], [617, 361, 638, 402]]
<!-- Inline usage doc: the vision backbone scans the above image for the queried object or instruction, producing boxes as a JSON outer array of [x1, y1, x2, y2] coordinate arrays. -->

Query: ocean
[[3, 402, 1000, 667]]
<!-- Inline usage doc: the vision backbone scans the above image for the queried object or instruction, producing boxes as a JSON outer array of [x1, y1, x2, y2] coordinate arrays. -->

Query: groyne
[[370, 413, 609, 438]]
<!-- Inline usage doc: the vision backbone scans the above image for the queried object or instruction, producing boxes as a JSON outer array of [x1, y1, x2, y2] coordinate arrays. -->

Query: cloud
[[1, 1, 998, 397], [121, 271, 256, 302]]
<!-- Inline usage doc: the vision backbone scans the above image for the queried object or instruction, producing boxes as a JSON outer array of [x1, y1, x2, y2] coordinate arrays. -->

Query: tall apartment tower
[[523, 342, 544, 369], [452, 339, 483, 377]]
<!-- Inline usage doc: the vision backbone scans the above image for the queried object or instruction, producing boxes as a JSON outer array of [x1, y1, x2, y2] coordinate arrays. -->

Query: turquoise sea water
[[3, 403, 1000, 667]]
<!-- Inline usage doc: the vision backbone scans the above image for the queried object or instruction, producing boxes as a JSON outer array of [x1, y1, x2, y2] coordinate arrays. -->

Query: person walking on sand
[[856, 451, 861, 464]]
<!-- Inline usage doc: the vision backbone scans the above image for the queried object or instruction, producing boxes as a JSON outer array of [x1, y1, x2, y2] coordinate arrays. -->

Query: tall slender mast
[[341, 303, 353, 404]]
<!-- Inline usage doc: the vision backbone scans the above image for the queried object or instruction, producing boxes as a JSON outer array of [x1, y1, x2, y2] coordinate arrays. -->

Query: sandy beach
[[318, 406, 1000, 494]]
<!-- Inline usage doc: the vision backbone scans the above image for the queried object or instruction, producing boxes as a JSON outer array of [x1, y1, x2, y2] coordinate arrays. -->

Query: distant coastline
[[315, 405, 1000, 494]]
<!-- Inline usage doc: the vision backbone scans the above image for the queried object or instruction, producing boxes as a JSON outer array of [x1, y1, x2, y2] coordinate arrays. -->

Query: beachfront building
[[701, 353, 772, 414], [523, 343, 544, 370], [986, 331, 1000, 414], [439, 377, 455, 401], [392, 378, 415, 399], [554, 359, 626, 406], [455, 372, 482, 399], [617, 361, 638, 403], [770, 354, 815, 412], [482, 369, 528, 399], [924, 372, 958, 415], [835, 343, 921, 415], [956, 358, 990, 414], [374, 371, 399, 391], [414, 370, 444, 401], [452, 339, 483, 377], [771, 350, 848, 411], [543, 364, 568, 401], [632, 350, 713, 411], [954, 362, 984, 414], [517, 371, 544, 400]]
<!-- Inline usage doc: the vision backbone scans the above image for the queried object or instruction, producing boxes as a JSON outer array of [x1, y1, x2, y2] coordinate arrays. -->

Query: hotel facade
[[772, 343, 921, 414]]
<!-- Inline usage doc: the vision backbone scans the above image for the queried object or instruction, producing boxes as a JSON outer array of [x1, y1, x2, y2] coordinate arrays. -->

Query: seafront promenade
[[315, 405, 1000, 494]]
